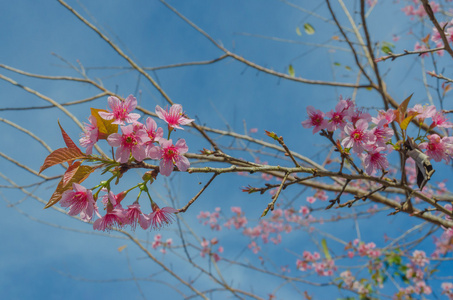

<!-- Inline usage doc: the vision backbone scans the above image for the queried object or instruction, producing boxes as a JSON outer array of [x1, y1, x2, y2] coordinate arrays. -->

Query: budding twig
[[261, 172, 289, 217], [178, 173, 218, 213]]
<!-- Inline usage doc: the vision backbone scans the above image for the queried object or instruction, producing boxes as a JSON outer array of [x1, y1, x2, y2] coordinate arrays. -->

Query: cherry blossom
[[419, 134, 453, 163], [363, 146, 389, 175], [341, 119, 375, 153], [99, 95, 141, 125], [414, 42, 429, 58], [326, 100, 350, 131], [123, 203, 150, 230], [93, 204, 126, 231], [370, 119, 394, 147], [143, 117, 164, 145], [148, 138, 190, 176], [408, 104, 436, 123], [155, 104, 194, 130], [301, 106, 328, 133], [79, 115, 99, 155], [430, 111, 453, 128], [146, 202, 178, 229], [371, 108, 395, 126], [60, 183, 96, 222], [107, 124, 150, 163]]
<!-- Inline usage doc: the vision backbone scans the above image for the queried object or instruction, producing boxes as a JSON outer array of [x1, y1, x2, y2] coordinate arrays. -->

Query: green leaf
[[381, 41, 395, 54], [304, 23, 315, 35], [345, 66, 351, 71], [333, 62, 341, 66], [321, 239, 332, 260], [288, 64, 295, 77], [296, 27, 302, 36]]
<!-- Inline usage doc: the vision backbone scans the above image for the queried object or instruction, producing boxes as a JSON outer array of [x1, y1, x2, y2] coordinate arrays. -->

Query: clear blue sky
[[1, 1, 452, 299]]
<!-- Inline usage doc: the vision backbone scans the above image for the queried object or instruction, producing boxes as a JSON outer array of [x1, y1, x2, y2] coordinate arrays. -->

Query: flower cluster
[[296, 251, 336, 276], [80, 95, 193, 176], [57, 95, 195, 231], [302, 97, 453, 175]]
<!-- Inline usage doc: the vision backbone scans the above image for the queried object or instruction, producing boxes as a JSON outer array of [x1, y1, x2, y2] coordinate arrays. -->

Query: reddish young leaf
[[400, 111, 420, 130], [62, 161, 82, 186], [58, 121, 83, 155], [394, 94, 413, 125], [44, 165, 94, 209], [39, 148, 86, 174], [90, 108, 118, 140]]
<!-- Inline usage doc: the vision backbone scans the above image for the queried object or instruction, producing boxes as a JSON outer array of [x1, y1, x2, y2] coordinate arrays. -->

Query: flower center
[[163, 145, 178, 161], [122, 134, 138, 148], [352, 130, 363, 141]]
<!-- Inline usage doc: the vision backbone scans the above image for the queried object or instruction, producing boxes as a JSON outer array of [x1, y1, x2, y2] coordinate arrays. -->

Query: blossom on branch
[[419, 134, 453, 163], [79, 115, 99, 155], [60, 183, 97, 222], [148, 138, 190, 176], [341, 119, 375, 153], [107, 125, 150, 163], [363, 146, 389, 175], [146, 202, 178, 230], [99, 95, 141, 125], [301, 106, 328, 133], [123, 203, 150, 230], [155, 104, 194, 130]]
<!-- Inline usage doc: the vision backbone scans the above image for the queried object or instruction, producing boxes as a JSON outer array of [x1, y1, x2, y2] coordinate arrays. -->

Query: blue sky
[[1, 0, 453, 299]]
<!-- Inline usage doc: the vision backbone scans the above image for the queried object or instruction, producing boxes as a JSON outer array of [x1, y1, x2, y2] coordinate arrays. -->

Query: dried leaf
[[118, 245, 127, 252]]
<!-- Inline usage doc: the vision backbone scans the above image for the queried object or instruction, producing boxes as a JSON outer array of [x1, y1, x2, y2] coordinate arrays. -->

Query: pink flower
[[155, 104, 194, 130], [93, 206, 125, 231], [301, 106, 328, 133], [371, 119, 394, 147], [419, 134, 453, 163], [430, 111, 453, 128], [107, 124, 150, 163], [102, 190, 127, 208], [408, 104, 436, 123], [144, 117, 164, 143], [411, 250, 429, 267], [123, 203, 150, 230], [306, 196, 316, 204], [363, 146, 389, 175], [326, 100, 350, 131], [372, 109, 395, 125], [348, 108, 371, 126], [341, 119, 374, 153], [60, 183, 96, 222], [414, 42, 430, 58], [146, 202, 178, 229], [79, 115, 99, 155], [99, 95, 141, 125], [148, 138, 190, 176]]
